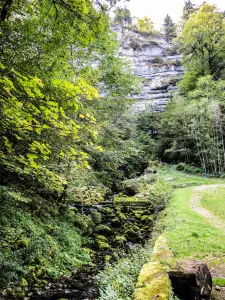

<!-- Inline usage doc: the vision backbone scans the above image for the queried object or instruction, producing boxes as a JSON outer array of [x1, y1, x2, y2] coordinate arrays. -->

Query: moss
[[104, 255, 111, 262], [17, 239, 30, 249], [114, 235, 127, 245], [133, 211, 142, 219], [152, 235, 173, 262], [134, 262, 169, 300], [91, 212, 102, 224], [133, 235, 173, 300], [95, 224, 111, 235], [45, 224, 54, 234], [97, 240, 110, 250], [111, 217, 121, 225], [12, 287, 25, 298], [115, 208, 127, 221], [141, 215, 153, 223], [96, 235, 108, 242], [125, 226, 140, 239], [98, 207, 113, 215], [20, 278, 28, 287]]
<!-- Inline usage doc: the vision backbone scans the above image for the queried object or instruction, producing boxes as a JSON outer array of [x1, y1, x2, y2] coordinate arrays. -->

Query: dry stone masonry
[[113, 25, 184, 113]]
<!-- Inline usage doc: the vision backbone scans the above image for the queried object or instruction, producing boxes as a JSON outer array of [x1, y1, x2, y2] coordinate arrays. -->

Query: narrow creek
[[25, 197, 158, 300]]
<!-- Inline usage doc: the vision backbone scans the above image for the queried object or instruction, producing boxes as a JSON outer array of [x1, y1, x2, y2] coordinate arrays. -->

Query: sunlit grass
[[161, 187, 225, 259], [157, 165, 224, 185], [201, 187, 225, 221]]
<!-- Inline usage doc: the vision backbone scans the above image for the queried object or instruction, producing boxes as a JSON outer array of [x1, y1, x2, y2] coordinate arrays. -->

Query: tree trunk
[[0, 0, 14, 21], [169, 260, 212, 300]]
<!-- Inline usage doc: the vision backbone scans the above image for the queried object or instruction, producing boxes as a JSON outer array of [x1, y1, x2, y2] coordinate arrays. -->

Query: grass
[[213, 277, 225, 287], [201, 187, 225, 221], [157, 165, 224, 186], [161, 187, 225, 259]]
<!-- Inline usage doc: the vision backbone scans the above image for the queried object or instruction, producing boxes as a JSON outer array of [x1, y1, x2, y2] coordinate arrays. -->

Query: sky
[[119, 0, 225, 29]]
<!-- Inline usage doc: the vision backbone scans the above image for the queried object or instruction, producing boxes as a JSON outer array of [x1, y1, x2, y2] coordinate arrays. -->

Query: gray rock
[[112, 25, 184, 113]]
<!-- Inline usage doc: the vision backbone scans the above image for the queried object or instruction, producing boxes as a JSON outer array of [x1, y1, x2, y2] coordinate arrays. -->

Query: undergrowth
[[0, 186, 91, 290], [95, 242, 153, 300]]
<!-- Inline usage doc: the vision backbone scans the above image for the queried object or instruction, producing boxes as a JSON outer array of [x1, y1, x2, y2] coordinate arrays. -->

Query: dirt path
[[190, 184, 225, 232], [190, 185, 225, 299]]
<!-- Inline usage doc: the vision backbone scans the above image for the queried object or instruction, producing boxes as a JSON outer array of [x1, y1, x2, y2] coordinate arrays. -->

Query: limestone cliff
[[112, 25, 184, 112]]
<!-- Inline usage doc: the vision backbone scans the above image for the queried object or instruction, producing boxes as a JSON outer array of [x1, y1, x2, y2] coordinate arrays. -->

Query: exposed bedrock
[[112, 25, 184, 113]]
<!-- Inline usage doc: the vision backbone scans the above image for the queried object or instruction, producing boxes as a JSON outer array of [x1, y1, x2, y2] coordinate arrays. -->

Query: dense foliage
[[0, 0, 141, 294], [2, 0, 225, 298], [179, 4, 225, 92], [140, 3, 225, 175], [0, 0, 138, 195]]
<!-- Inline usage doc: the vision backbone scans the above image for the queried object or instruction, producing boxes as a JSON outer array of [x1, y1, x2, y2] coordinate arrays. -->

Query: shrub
[[150, 56, 164, 64], [148, 180, 171, 210], [121, 179, 140, 196], [175, 163, 203, 174]]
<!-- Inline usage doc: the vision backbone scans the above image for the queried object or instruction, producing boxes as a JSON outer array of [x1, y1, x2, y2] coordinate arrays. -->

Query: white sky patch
[[118, 0, 225, 29]]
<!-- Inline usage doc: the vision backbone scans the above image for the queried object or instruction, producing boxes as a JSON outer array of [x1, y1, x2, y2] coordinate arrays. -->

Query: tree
[[182, 0, 196, 21], [0, 0, 138, 192], [179, 3, 225, 91], [163, 14, 176, 41], [160, 76, 225, 174], [114, 7, 132, 26], [137, 16, 155, 33]]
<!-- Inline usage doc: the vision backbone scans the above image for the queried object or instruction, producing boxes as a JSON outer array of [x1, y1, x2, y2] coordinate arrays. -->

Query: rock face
[[112, 25, 184, 113]]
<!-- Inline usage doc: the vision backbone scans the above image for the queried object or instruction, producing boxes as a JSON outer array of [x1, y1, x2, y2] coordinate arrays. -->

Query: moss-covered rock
[[141, 215, 153, 223], [152, 235, 173, 262], [96, 235, 108, 242], [20, 278, 28, 287], [133, 262, 169, 300], [97, 240, 111, 250], [114, 235, 127, 245], [95, 224, 112, 235], [17, 239, 30, 249], [125, 224, 141, 239], [111, 217, 121, 226], [133, 235, 173, 300], [115, 208, 127, 221], [91, 211, 102, 224]]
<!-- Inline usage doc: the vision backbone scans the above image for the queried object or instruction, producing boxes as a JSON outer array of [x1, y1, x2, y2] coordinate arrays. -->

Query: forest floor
[[160, 182, 225, 299]]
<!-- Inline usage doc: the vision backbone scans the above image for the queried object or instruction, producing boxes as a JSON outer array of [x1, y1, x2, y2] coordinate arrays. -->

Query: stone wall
[[112, 25, 184, 113]]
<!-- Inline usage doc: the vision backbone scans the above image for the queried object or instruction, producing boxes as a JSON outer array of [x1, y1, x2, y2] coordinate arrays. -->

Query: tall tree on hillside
[[137, 16, 155, 33], [160, 76, 225, 174], [163, 14, 176, 41], [182, 0, 196, 21], [114, 7, 132, 26], [179, 4, 225, 93]]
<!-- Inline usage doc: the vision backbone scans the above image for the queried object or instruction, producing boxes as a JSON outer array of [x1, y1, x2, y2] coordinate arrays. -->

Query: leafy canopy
[[179, 4, 225, 92]]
